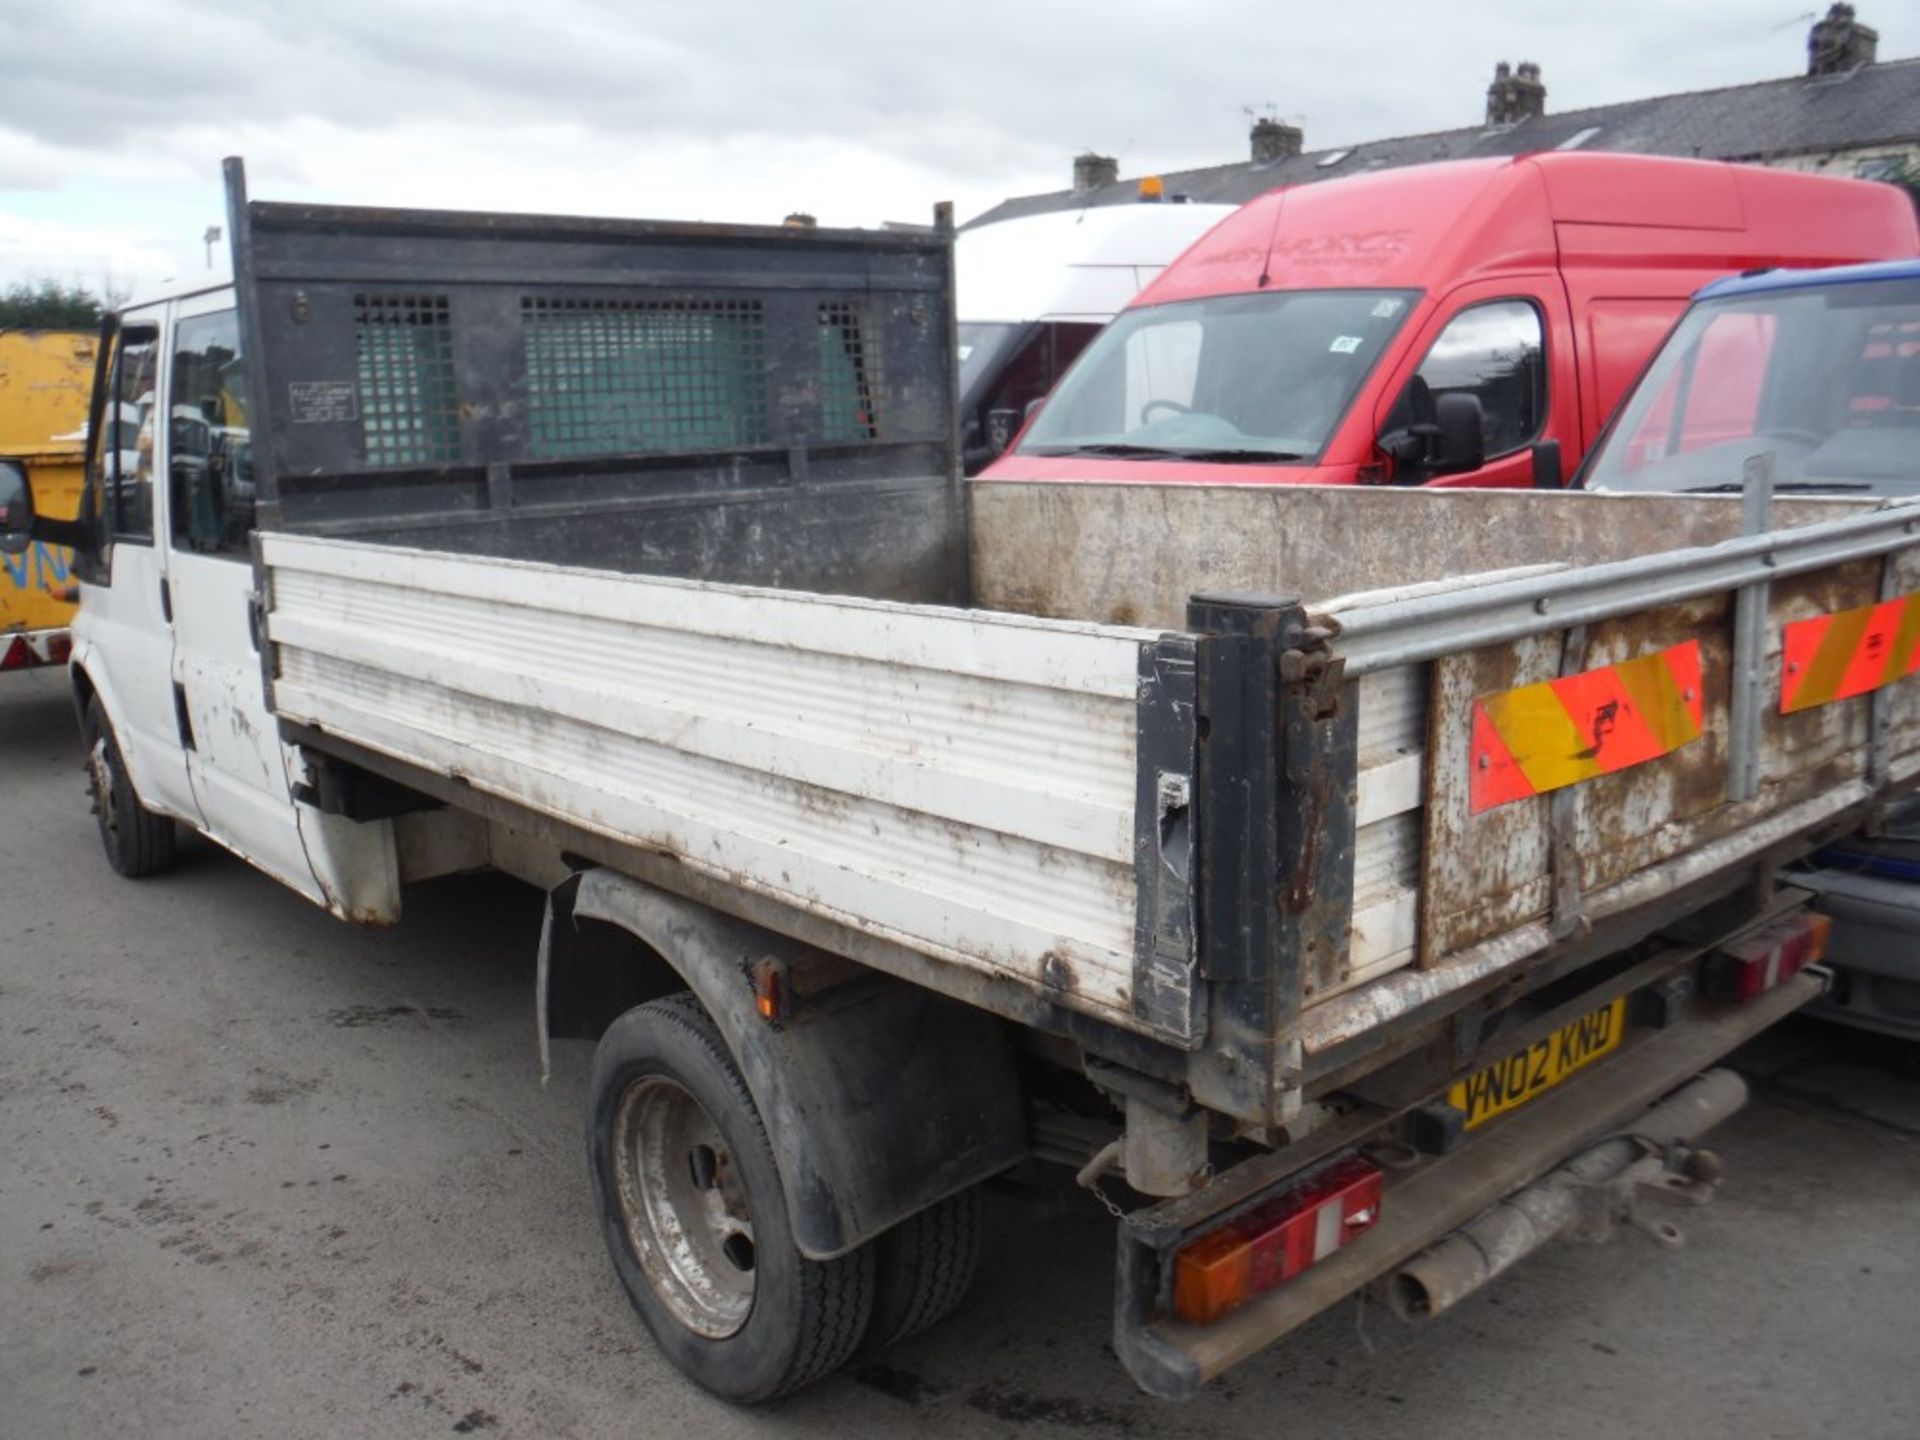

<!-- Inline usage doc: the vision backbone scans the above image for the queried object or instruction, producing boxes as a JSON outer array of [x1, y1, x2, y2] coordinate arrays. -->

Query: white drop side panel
[[259, 534, 1161, 1031]]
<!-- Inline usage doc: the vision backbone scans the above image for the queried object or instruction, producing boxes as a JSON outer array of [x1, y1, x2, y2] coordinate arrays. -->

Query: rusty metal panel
[[1879, 547, 1920, 785], [1557, 602, 1728, 903], [1420, 631, 1560, 966], [969, 482, 1873, 630], [1749, 560, 1880, 799], [1417, 555, 1916, 969]]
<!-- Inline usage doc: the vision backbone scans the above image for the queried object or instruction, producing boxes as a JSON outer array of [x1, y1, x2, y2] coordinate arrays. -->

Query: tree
[[0, 280, 109, 330]]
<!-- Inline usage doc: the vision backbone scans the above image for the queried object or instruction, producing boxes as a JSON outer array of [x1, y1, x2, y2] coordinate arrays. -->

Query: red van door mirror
[[1431, 392, 1486, 474]]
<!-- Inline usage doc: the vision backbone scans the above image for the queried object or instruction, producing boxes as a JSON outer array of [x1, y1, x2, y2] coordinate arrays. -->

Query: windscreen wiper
[[1027, 443, 1302, 462], [1025, 443, 1190, 459], [1168, 448, 1305, 463]]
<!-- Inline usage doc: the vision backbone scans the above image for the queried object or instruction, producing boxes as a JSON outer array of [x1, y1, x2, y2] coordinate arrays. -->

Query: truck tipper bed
[[10, 161, 1918, 1402]]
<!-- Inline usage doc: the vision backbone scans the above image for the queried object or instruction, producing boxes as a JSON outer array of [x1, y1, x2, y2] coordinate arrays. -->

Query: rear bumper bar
[[1114, 971, 1820, 1399]]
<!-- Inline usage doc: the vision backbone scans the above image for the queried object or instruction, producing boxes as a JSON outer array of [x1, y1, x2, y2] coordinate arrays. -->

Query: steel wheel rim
[[87, 735, 117, 839], [612, 1074, 757, 1338]]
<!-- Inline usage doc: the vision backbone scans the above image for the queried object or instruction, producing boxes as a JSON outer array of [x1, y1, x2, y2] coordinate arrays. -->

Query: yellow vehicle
[[0, 330, 93, 671]]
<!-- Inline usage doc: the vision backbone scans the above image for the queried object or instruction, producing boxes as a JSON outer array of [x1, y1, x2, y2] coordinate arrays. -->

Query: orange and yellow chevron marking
[[1470, 640, 1705, 814], [1780, 592, 1920, 715]]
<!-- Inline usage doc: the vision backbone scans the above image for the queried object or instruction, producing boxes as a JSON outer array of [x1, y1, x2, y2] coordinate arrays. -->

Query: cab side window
[[99, 326, 161, 543], [168, 310, 254, 558], [1395, 300, 1547, 464]]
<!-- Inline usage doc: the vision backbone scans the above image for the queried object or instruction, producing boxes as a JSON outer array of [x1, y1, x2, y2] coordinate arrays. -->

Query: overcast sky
[[2, 0, 1915, 295]]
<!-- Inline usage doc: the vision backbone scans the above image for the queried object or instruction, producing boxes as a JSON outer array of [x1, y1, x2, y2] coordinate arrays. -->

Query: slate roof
[[965, 56, 1920, 229]]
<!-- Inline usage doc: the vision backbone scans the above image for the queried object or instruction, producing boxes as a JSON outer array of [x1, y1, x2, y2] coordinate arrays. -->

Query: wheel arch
[[543, 867, 1028, 1260], [67, 655, 161, 805], [68, 655, 98, 722]]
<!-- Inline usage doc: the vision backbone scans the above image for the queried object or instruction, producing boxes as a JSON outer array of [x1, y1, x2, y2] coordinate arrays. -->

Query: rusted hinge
[[1277, 614, 1346, 720]]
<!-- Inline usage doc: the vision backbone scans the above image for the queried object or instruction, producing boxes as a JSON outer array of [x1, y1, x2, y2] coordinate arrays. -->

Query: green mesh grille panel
[[818, 301, 881, 442], [354, 293, 461, 466], [521, 297, 769, 457]]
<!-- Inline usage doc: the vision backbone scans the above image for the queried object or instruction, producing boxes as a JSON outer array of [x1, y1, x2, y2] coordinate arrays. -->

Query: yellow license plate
[[1447, 996, 1628, 1130]]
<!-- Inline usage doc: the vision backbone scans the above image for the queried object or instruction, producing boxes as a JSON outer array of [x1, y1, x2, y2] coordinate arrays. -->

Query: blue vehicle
[[1583, 257, 1920, 1037]]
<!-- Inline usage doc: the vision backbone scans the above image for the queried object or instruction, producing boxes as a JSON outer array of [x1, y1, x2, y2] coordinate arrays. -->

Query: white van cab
[[41, 285, 312, 892], [956, 201, 1232, 470]]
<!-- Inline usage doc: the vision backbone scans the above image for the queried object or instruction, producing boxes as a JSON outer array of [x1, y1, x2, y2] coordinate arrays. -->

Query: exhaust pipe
[[1387, 1068, 1748, 1322]]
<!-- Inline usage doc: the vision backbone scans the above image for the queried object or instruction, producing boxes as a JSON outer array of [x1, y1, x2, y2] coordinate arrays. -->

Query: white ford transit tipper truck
[[8, 160, 1917, 1403]]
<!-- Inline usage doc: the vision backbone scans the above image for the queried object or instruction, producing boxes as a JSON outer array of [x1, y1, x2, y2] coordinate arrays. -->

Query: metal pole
[[1726, 451, 1776, 803]]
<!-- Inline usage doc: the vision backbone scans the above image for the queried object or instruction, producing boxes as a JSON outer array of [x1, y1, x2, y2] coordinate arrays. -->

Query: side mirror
[[985, 406, 1021, 457], [0, 461, 34, 556], [1378, 428, 1427, 469], [1432, 392, 1486, 475]]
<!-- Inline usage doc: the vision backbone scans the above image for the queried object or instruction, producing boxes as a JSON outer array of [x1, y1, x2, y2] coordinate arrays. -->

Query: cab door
[[1372, 279, 1577, 488], [161, 292, 324, 904], [74, 308, 203, 827]]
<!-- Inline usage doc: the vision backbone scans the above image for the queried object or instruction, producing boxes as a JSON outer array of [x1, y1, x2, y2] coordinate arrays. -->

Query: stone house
[[967, 5, 1919, 228]]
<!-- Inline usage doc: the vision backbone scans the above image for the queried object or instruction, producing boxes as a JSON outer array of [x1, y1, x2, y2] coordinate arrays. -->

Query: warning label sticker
[[288, 381, 359, 424]]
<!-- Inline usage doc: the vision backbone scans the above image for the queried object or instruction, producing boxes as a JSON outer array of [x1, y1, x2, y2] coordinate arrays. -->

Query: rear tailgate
[[1304, 497, 1920, 1059], [973, 480, 1920, 1110]]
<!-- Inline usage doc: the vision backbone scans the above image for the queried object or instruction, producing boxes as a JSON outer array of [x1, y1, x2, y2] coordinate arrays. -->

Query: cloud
[[1, 0, 1914, 291], [0, 207, 178, 295]]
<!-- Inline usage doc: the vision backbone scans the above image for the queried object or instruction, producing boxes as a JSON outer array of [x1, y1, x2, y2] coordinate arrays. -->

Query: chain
[[1087, 1177, 1130, 1222], [1086, 1165, 1215, 1230]]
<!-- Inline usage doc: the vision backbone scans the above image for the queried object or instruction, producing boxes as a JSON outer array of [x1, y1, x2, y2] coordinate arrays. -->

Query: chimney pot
[[1250, 117, 1304, 165], [1072, 151, 1119, 193], [1808, 4, 1877, 76], [1486, 58, 1547, 126]]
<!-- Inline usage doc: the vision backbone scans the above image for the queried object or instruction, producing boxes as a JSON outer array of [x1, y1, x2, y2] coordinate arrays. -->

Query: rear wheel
[[82, 697, 176, 878], [587, 993, 873, 1402], [863, 1186, 984, 1353]]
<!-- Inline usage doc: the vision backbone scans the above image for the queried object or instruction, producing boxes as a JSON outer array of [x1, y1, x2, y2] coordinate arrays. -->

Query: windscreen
[[1584, 277, 1920, 499], [958, 321, 1026, 407], [1015, 289, 1416, 463]]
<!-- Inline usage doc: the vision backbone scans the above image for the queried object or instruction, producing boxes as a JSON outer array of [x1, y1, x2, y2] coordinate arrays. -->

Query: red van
[[980, 153, 1919, 489]]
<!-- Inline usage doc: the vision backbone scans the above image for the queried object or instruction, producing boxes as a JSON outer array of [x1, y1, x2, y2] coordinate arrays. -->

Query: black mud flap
[[542, 867, 1028, 1260]]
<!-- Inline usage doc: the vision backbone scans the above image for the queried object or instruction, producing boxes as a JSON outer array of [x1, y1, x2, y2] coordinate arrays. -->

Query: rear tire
[[862, 1186, 984, 1353], [587, 993, 873, 1403], [83, 697, 176, 878]]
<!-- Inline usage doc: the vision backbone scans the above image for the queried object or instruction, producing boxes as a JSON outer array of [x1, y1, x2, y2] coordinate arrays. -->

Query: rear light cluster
[[1172, 1154, 1383, 1325], [0, 633, 67, 670], [1706, 911, 1831, 1001]]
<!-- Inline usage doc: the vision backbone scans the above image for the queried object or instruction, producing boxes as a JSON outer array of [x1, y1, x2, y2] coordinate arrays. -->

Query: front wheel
[[82, 696, 176, 878], [587, 994, 873, 1403]]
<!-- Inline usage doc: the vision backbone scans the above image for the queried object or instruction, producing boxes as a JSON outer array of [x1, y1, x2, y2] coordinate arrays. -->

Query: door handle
[[159, 577, 173, 623], [172, 681, 197, 751]]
